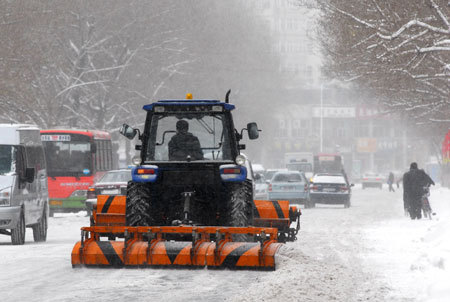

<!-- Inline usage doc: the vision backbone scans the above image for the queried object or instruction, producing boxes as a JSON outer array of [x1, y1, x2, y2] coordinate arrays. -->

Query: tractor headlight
[[0, 187, 12, 206], [212, 105, 223, 112], [154, 106, 165, 112], [132, 156, 142, 166], [235, 155, 246, 166]]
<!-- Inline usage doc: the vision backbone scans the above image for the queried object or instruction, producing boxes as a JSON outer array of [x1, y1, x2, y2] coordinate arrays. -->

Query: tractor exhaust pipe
[[225, 89, 231, 103]]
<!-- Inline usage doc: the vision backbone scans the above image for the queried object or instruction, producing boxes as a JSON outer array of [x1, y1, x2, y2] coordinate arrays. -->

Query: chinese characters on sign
[[312, 107, 356, 118]]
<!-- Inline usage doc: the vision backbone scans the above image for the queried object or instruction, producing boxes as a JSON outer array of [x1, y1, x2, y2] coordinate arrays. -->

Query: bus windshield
[[42, 139, 92, 177], [0, 145, 16, 175]]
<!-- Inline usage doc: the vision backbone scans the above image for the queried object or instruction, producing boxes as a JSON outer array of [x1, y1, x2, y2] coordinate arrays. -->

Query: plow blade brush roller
[[72, 226, 283, 270]]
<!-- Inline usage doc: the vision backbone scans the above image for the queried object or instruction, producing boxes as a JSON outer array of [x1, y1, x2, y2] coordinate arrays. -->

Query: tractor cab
[[121, 97, 259, 165]]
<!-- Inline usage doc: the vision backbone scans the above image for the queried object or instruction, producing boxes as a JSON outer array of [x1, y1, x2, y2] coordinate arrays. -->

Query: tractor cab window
[[146, 112, 233, 161]]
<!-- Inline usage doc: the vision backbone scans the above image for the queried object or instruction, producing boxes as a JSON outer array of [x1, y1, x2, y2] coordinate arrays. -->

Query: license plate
[[323, 188, 335, 192], [281, 186, 294, 190], [102, 189, 120, 195], [50, 200, 63, 206]]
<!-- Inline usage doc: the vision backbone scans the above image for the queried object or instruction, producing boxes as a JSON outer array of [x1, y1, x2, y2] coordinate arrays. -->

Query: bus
[[40, 129, 113, 216], [313, 153, 344, 174], [442, 129, 450, 188]]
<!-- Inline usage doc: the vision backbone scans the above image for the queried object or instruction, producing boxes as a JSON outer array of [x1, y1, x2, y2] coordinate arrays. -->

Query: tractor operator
[[168, 120, 203, 161]]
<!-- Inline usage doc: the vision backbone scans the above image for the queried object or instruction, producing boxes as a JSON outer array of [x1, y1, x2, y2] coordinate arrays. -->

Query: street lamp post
[[320, 83, 324, 153]]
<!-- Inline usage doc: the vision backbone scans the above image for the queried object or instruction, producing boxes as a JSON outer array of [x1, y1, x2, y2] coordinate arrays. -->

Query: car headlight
[[0, 187, 12, 206], [70, 190, 87, 198]]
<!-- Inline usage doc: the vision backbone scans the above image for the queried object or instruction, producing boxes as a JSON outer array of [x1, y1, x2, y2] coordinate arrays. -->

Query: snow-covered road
[[1, 185, 449, 302]]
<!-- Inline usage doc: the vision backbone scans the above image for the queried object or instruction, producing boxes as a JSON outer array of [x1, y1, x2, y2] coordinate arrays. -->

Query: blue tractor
[[119, 92, 260, 235]]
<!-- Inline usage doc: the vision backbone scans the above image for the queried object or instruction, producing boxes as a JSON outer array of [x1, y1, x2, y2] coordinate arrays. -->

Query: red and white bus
[[313, 153, 344, 174], [442, 130, 450, 188], [40, 129, 113, 216]]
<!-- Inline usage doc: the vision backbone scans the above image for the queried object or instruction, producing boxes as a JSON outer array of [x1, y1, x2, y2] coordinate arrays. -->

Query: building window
[[337, 127, 346, 138], [276, 119, 288, 137]]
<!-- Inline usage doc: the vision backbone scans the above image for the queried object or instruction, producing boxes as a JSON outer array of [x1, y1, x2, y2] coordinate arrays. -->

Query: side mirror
[[119, 124, 137, 140], [25, 167, 35, 183], [351, 183, 355, 187], [254, 173, 261, 180], [247, 122, 259, 140]]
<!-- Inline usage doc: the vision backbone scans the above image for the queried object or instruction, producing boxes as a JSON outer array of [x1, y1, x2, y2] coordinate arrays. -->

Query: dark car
[[309, 173, 353, 208], [85, 169, 132, 215]]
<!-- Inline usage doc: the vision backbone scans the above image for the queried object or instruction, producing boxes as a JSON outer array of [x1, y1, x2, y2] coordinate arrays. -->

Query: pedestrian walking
[[387, 172, 395, 192], [402, 162, 434, 220]]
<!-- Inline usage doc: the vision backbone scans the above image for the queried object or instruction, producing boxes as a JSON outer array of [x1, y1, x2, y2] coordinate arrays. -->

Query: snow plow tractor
[[72, 93, 300, 270]]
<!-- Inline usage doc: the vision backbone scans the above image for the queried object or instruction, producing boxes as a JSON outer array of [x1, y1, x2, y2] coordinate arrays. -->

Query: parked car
[[361, 172, 383, 189], [309, 173, 353, 208], [268, 171, 309, 205], [0, 124, 49, 245], [85, 169, 132, 215], [254, 173, 268, 200]]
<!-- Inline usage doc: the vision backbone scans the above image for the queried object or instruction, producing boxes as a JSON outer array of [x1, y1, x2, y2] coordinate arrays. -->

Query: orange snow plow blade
[[90, 196, 300, 242], [253, 200, 301, 242], [72, 226, 283, 270], [91, 195, 126, 227]]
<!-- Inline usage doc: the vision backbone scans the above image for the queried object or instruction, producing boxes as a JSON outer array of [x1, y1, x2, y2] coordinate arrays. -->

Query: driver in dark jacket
[[168, 120, 203, 161]]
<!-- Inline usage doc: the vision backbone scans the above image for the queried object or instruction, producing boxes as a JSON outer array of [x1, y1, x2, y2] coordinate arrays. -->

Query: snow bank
[[421, 187, 450, 302], [363, 186, 450, 302]]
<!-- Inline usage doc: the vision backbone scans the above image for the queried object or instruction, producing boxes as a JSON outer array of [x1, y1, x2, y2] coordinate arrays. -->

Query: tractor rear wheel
[[224, 180, 254, 241], [126, 182, 153, 226]]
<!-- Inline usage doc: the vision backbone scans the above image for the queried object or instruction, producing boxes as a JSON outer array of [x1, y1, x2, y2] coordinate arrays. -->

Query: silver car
[[268, 171, 309, 205], [361, 172, 383, 189]]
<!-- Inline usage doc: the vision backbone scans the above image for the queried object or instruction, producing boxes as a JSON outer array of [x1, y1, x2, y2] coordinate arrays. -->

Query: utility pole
[[320, 83, 324, 153]]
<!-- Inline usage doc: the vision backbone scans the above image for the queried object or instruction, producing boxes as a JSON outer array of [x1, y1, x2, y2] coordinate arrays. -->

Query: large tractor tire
[[224, 180, 254, 241], [125, 182, 153, 226], [32, 205, 48, 242], [11, 209, 25, 245]]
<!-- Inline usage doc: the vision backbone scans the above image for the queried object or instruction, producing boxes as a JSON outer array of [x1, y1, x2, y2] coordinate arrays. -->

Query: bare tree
[[316, 0, 450, 128], [0, 1, 193, 130], [0, 0, 282, 159]]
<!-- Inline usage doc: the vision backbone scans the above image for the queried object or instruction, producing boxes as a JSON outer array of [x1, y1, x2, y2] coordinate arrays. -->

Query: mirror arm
[[135, 128, 142, 140], [240, 128, 247, 139], [235, 129, 242, 142]]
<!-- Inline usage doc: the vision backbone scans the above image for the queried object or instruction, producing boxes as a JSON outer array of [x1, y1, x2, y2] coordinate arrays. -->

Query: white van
[[0, 124, 49, 245]]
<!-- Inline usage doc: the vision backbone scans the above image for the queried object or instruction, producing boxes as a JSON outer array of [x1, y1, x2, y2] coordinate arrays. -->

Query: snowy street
[[1, 185, 448, 302], [1, 1, 449, 301]]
